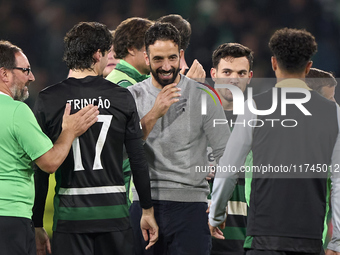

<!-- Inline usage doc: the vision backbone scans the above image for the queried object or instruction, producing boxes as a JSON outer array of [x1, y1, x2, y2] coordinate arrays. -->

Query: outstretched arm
[[125, 137, 158, 249], [35, 104, 98, 173]]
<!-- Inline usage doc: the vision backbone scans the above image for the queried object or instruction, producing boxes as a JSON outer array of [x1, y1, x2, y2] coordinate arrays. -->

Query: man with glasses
[[0, 40, 99, 255]]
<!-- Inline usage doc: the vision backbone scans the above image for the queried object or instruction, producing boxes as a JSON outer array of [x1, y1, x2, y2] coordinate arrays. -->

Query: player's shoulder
[[40, 81, 64, 94], [10, 99, 29, 110], [127, 77, 151, 95], [11, 100, 33, 117], [179, 74, 208, 93]]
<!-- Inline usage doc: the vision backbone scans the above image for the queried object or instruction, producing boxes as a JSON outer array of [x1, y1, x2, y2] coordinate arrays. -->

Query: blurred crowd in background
[[1, 0, 340, 107]]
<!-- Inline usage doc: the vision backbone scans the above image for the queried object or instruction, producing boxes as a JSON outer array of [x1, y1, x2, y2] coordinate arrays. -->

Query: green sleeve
[[13, 103, 53, 161]]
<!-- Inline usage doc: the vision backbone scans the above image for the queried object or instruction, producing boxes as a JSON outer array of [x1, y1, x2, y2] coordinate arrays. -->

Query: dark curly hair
[[158, 14, 191, 51], [269, 28, 317, 73], [63, 22, 112, 70], [0, 40, 22, 70], [145, 22, 181, 54], [113, 17, 153, 59], [212, 43, 254, 71]]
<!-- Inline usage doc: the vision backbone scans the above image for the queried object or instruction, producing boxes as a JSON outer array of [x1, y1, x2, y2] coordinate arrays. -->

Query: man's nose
[[29, 71, 35, 82], [229, 73, 239, 84], [162, 59, 171, 71]]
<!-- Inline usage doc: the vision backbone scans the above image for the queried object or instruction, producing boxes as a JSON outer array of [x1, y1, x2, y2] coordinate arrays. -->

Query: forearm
[[141, 111, 158, 141], [34, 103, 98, 173], [209, 176, 237, 227], [32, 167, 50, 227], [125, 138, 152, 209], [35, 129, 75, 173]]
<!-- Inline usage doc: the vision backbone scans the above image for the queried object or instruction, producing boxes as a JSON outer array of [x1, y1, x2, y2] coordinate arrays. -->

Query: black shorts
[[0, 216, 36, 255], [52, 228, 134, 255]]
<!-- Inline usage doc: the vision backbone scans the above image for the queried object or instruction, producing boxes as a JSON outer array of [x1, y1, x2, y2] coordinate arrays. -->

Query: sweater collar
[[275, 78, 312, 90]]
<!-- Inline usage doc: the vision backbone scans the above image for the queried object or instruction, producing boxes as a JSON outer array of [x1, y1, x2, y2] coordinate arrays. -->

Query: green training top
[[0, 93, 53, 219], [106, 60, 149, 88]]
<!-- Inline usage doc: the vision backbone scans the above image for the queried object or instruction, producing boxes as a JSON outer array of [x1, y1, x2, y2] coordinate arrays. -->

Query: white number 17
[[72, 115, 112, 171]]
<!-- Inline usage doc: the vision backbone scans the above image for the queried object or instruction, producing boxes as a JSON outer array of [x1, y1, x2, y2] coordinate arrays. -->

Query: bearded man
[[127, 22, 231, 255]]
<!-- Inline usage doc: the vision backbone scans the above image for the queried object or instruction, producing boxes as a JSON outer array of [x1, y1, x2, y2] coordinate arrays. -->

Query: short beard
[[150, 66, 180, 87], [10, 81, 29, 101], [12, 87, 28, 101]]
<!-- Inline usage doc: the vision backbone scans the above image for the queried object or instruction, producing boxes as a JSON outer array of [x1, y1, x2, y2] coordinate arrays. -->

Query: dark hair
[[145, 22, 181, 54], [212, 43, 254, 71], [269, 28, 317, 73], [158, 14, 191, 51], [0, 40, 22, 69], [114, 17, 153, 59], [63, 22, 112, 70], [306, 68, 337, 93]]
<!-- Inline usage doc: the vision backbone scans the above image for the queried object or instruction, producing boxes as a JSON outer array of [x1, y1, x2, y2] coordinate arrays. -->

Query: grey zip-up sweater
[[128, 75, 230, 202]]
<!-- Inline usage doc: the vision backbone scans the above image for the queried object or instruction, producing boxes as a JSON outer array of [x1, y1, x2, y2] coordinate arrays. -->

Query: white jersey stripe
[[227, 201, 247, 216], [59, 186, 126, 195]]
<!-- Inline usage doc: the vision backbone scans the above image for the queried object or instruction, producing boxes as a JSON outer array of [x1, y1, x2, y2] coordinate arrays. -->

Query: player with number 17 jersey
[[32, 76, 152, 233]]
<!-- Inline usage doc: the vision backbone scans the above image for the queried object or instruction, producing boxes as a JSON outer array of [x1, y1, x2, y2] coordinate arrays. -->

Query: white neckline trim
[[0, 91, 11, 97]]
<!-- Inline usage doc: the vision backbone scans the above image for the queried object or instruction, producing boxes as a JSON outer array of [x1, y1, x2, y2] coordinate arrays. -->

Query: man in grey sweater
[[128, 22, 230, 255]]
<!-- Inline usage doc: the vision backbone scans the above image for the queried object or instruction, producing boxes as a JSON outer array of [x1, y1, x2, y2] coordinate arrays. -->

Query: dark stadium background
[[1, 0, 340, 107]]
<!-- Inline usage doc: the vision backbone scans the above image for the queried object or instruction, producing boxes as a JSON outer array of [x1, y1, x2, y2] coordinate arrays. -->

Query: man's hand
[[149, 83, 181, 119], [35, 104, 99, 173], [183, 59, 206, 83], [140, 207, 159, 250], [35, 227, 51, 255], [207, 204, 227, 240], [206, 166, 216, 181], [209, 221, 226, 240], [140, 83, 181, 140], [326, 249, 340, 255], [62, 103, 99, 139]]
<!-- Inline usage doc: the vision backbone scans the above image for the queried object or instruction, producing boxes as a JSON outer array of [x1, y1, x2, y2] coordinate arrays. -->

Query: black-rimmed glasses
[[13, 67, 31, 76]]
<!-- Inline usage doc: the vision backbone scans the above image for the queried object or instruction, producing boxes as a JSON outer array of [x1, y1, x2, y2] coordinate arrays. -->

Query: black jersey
[[249, 88, 338, 251], [32, 76, 151, 233]]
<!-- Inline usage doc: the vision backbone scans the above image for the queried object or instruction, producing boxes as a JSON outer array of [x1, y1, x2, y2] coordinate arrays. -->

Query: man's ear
[[305, 61, 313, 75], [210, 68, 217, 81], [93, 50, 102, 63], [271, 56, 277, 71], [144, 51, 150, 66], [128, 47, 136, 56], [180, 49, 184, 59], [0, 67, 9, 82], [247, 71, 253, 84]]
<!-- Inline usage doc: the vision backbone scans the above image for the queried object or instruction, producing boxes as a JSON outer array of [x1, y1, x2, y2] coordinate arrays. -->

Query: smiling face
[[10, 52, 35, 101], [211, 56, 252, 102], [145, 40, 183, 88]]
